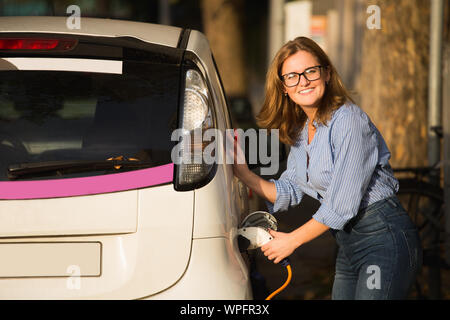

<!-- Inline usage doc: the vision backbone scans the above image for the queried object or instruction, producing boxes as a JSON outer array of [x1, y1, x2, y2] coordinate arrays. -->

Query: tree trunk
[[359, 0, 430, 168], [200, 0, 247, 98]]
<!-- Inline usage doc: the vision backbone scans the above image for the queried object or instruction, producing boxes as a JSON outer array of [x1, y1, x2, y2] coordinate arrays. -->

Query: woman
[[233, 37, 422, 299]]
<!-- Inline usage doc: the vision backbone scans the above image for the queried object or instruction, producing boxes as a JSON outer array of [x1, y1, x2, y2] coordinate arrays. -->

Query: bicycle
[[393, 126, 448, 299]]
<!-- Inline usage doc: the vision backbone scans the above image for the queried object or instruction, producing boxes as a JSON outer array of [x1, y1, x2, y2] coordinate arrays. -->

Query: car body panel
[[145, 237, 252, 300], [0, 16, 182, 48], [0, 17, 251, 299], [0, 189, 138, 237], [186, 31, 249, 240], [0, 185, 194, 299]]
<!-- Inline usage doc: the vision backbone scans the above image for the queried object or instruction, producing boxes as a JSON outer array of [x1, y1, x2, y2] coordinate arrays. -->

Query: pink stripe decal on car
[[0, 163, 174, 200]]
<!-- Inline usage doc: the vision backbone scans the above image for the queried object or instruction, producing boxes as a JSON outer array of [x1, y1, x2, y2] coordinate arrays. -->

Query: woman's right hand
[[227, 129, 277, 204], [227, 129, 250, 180]]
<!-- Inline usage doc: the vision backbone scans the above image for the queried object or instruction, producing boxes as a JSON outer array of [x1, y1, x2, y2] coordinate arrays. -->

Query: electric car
[[0, 16, 252, 299]]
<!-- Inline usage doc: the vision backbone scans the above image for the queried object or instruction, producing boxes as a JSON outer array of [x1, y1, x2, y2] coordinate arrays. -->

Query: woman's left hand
[[261, 229, 298, 264]]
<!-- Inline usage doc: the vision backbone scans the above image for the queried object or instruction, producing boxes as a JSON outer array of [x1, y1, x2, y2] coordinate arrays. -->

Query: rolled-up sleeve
[[312, 112, 378, 230], [266, 150, 304, 214]]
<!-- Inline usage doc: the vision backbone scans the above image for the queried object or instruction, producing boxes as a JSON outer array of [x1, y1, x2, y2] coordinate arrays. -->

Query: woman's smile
[[298, 87, 315, 95], [281, 50, 329, 110]]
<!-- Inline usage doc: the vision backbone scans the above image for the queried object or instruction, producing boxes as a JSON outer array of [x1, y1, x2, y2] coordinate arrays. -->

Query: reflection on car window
[[0, 60, 179, 181]]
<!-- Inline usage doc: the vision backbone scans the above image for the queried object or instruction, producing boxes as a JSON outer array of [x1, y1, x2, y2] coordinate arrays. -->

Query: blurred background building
[[1, 0, 449, 299]]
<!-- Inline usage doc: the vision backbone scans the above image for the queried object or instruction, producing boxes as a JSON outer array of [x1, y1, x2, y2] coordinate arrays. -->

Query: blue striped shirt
[[267, 102, 399, 230]]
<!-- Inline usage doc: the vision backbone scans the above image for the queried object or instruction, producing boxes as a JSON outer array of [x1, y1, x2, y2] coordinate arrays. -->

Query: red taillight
[[0, 38, 77, 51]]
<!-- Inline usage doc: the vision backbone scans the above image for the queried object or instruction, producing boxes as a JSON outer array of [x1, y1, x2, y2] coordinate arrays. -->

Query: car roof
[[0, 16, 182, 48]]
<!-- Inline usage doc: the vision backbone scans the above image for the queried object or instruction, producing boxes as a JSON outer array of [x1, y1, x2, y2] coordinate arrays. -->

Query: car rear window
[[0, 47, 181, 181]]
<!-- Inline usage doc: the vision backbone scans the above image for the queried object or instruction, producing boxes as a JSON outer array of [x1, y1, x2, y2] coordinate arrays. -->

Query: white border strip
[[0, 58, 123, 74]]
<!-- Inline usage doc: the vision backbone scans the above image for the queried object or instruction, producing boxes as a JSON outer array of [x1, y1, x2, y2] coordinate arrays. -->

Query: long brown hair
[[257, 37, 353, 146]]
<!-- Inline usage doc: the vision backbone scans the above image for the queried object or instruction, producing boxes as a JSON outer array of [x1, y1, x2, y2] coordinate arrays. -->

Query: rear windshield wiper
[[7, 156, 152, 180]]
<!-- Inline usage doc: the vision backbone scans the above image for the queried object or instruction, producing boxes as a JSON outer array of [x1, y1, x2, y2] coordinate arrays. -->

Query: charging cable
[[265, 258, 292, 300], [237, 212, 293, 300]]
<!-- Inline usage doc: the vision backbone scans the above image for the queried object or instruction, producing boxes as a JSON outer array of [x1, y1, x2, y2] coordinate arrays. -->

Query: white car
[[0, 16, 252, 299]]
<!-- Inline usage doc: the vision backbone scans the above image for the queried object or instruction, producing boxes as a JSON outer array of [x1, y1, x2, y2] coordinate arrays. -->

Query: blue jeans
[[331, 196, 422, 300]]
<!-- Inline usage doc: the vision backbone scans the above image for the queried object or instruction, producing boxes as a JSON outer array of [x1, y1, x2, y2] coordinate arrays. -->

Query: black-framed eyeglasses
[[280, 65, 325, 87]]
